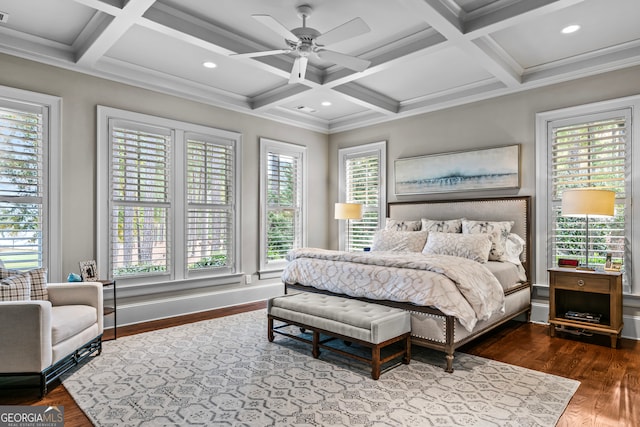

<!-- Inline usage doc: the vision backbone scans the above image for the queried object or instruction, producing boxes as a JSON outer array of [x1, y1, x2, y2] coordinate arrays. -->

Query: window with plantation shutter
[[0, 89, 60, 279], [260, 138, 306, 274], [186, 134, 234, 271], [537, 97, 639, 294], [0, 102, 45, 270], [339, 141, 386, 251], [98, 107, 241, 286], [110, 121, 171, 277]]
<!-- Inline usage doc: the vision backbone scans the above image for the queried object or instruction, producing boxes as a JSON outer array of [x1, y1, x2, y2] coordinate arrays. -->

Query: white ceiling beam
[[332, 83, 399, 115], [464, 0, 585, 36], [398, 0, 522, 87], [251, 85, 314, 110], [75, 0, 156, 66]]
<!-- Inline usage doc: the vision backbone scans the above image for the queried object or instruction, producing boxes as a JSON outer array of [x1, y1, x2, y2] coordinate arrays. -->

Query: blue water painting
[[395, 145, 519, 195]]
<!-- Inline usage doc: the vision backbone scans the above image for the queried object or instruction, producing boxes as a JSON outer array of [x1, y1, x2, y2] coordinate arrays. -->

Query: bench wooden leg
[[267, 316, 274, 342], [312, 331, 320, 358], [371, 345, 381, 380], [403, 335, 411, 365]]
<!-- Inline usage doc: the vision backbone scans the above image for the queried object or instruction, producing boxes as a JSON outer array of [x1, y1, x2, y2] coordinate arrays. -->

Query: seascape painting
[[394, 145, 520, 195]]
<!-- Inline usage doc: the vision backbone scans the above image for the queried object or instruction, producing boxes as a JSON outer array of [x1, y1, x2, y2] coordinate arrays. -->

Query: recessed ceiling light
[[202, 61, 217, 69], [321, 101, 332, 107], [561, 24, 581, 34]]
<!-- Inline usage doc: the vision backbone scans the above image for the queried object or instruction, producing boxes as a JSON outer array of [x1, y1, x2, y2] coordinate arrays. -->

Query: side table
[[98, 279, 117, 340]]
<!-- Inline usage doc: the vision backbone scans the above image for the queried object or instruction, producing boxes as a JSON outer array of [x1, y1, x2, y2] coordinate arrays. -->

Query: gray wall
[[0, 53, 329, 323]]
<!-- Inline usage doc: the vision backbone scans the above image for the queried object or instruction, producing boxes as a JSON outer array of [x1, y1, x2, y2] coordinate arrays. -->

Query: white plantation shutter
[[260, 139, 305, 270], [549, 110, 629, 273], [0, 102, 45, 269], [186, 134, 234, 271], [339, 142, 386, 251], [110, 120, 171, 276]]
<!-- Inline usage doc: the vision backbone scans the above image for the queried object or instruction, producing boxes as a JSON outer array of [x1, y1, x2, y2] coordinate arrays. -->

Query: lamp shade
[[334, 203, 363, 220], [562, 189, 615, 217]]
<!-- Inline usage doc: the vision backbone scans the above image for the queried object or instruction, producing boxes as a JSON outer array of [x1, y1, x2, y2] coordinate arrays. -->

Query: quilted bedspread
[[282, 248, 505, 332]]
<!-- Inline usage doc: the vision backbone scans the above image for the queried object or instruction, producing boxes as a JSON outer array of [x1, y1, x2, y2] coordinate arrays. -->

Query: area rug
[[62, 310, 579, 426]]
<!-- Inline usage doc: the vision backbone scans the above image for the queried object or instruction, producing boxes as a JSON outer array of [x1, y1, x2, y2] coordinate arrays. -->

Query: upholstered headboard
[[387, 196, 531, 279]]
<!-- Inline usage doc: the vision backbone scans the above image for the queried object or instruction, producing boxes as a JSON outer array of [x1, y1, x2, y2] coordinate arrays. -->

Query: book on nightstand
[[564, 311, 602, 324]]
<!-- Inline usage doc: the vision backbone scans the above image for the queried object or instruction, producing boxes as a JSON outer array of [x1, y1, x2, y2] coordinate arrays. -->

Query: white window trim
[[259, 138, 307, 278], [535, 95, 640, 295], [338, 141, 387, 251], [0, 85, 62, 281], [97, 106, 242, 291]]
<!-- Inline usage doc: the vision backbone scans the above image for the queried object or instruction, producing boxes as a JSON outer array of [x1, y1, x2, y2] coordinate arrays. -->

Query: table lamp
[[335, 203, 363, 251], [561, 188, 615, 270]]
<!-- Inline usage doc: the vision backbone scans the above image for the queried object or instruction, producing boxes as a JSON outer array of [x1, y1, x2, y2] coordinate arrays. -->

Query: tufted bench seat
[[268, 292, 411, 379]]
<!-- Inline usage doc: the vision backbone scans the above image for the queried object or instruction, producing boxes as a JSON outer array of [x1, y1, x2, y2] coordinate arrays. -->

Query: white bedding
[[282, 248, 506, 332]]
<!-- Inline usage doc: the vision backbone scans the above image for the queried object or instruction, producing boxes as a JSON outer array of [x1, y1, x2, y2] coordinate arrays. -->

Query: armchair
[[0, 282, 103, 396]]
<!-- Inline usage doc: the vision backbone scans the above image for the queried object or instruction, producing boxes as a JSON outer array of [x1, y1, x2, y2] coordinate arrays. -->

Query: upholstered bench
[[268, 292, 411, 379]]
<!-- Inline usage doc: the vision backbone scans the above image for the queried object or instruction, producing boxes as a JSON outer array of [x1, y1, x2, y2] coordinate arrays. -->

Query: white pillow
[[372, 230, 429, 252], [385, 219, 421, 231], [422, 232, 492, 263], [462, 219, 514, 261], [505, 233, 525, 266], [421, 218, 462, 233]]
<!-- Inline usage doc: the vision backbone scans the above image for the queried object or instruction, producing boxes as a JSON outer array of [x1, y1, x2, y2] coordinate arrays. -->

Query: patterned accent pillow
[[422, 232, 492, 263], [462, 220, 514, 262], [505, 233, 526, 266], [385, 219, 421, 231], [421, 218, 462, 233], [0, 273, 32, 301], [372, 230, 429, 252], [0, 267, 48, 301]]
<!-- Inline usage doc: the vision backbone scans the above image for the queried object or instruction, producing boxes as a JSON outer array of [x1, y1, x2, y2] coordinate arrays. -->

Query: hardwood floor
[[2, 301, 638, 427]]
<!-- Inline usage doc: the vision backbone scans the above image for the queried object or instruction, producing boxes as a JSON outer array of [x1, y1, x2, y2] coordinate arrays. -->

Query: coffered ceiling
[[0, 0, 639, 133]]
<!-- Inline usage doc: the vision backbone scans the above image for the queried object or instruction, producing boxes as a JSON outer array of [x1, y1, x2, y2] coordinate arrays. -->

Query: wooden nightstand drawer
[[553, 274, 610, 293]]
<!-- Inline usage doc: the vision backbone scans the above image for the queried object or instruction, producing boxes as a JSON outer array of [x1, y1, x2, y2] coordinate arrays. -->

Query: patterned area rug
[[63, 310, 579, 426]]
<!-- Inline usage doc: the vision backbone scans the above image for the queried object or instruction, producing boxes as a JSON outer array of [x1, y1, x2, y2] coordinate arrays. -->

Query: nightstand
[[548, 267, 623, 348], [99, 279, 117, 340]]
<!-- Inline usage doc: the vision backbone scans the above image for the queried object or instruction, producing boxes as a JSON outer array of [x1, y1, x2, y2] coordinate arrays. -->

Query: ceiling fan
[[233, 4, 371, 84]]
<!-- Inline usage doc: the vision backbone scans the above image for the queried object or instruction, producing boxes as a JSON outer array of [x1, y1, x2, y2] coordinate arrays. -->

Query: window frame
[[535, 95, 640, 294], [97, 106, 242, 290], [338, 141, 386, 251], [0, 85, 61, 281], [259, 137, 307, 278]]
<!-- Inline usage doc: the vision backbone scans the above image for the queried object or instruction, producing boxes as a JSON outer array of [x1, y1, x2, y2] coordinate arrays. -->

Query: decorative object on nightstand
[[79, 259, 98, 281], [548, 267, 623, 348], [561, 188, 615, 270], [335, 202, 362, 251]]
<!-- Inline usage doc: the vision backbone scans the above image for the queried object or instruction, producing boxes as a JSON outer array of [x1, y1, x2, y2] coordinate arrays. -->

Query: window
[[0, 87, 61, 279], [97, 107, 241, 286], [536, 96, 640, 294], [259, 138, 306, 275], [338, 141, 386, 251]]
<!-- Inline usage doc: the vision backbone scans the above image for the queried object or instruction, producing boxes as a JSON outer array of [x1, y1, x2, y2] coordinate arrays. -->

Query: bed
[[283, 196, 531, 372]]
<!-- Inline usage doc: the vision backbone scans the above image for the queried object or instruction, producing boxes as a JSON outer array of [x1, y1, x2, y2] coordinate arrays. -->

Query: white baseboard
[[528, 301, 640, 340], [104, 282, 284, 328]]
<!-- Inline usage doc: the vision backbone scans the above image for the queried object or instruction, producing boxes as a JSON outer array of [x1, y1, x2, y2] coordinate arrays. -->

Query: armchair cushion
[[0, 273, 31, 301], [51, 305, 98, 345], [0, 267, 48, 300]]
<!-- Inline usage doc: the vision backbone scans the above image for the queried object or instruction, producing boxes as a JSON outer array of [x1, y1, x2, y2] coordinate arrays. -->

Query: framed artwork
[[394, 144, 520, 195], [79, 260, 98, 282]]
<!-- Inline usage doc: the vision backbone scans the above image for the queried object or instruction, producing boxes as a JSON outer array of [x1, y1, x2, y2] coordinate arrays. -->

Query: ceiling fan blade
[[315, 17, 370, 46], [289, 57, 308, 84], [316, 49, 370, 72], [231, 49, 291, 58], [252, 14, 298, 42]]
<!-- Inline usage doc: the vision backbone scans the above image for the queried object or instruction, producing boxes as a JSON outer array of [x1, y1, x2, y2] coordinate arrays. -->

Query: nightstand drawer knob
[[577, 279, 585, 287]]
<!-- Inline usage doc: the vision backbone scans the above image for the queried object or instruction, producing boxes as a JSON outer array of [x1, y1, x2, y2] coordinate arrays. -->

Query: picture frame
[[394, 144, 520, 195], [79, 260, 98, 282]]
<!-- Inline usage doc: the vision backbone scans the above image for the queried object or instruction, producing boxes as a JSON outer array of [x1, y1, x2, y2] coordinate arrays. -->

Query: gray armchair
[[0, 282, 103, 396]]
